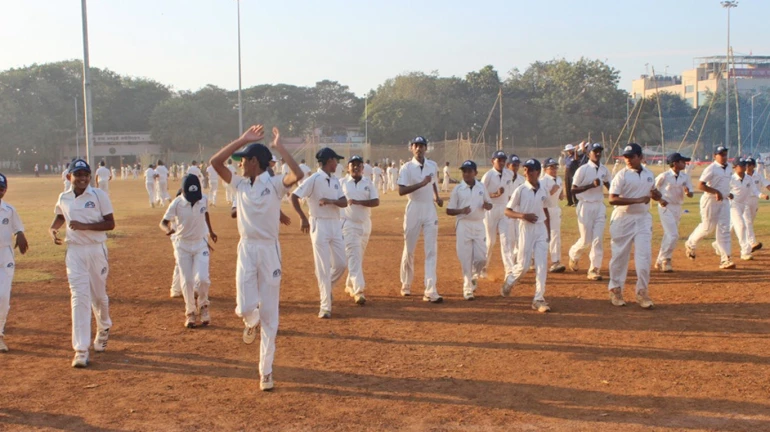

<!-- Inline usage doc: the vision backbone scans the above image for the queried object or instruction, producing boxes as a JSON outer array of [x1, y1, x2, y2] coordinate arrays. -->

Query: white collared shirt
[[540, 174, 563, 208], [95, 166, 111, 184], [572, 160, 611, 202], [293, 169, 343, 219], [509, 170, 525, 201], [507, 181, 547, 225], [187, 165, 203, 182], [163, 195, 209, 242], [229, 172, 287, 240], [448, 180, 491, 222], [729, 173, 756, 205], [699, 162, 731, 198], [363, 163, 373, 178], [0, 201, 24, 248], [398, 158, 438, 203], [144, 168, 156, 184], [481, 168, 514, 207], [609, 166, 656, 215], [748, 172, 769, 202], [54, 186, 114, 245], [655, 169, 694, 206], [341, 175, 378, 224], [372, 166, 383, 181], [155, 165, 169, 182]]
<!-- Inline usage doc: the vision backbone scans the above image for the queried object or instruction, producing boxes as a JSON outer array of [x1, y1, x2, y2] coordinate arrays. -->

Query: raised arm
[[209, 125, 265, 184], [270, 127, 303, 187]]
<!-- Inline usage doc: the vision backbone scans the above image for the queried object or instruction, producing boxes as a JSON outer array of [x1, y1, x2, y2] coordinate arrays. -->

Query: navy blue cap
[[232, 143, 272, 166], [316, 147, 345, 163], [666, 152, 691, 165], [0, 173, 6, 188], [590, 143, 604, 152], [508, 154, 521, 164], [523, 158, 542, 171], [460, 160, 477, 171], [733, 157, 747, 167], [715, 145, 729, 154], [543, 158, 558, 167], [745, 157, 757, 166], [622, 143, 643, 157], [410, 136, 428, 146], [69, 159, 91, 174], [348, 155, 364, 164], [492, 150, 507, 159]]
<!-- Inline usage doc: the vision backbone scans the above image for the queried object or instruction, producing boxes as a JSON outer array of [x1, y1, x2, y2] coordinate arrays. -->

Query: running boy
[[0, 173, 29, 352]]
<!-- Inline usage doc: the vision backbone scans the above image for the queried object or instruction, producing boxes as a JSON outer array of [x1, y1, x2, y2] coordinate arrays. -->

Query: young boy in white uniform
[[372, 163, 384, 193], [398, 136, 444, 303], [442, 162, 451, 192], [210, 125, 302, 391], [155, 160, 170, 206], [340, 156, 380, 305], [49, 159, 114, 368], [95, 160, 112, 194], [568, 142, 611, 280], [654, 153, 694, 272], [291, 148, 348, 319], [505, 155, 525, 263], [685, 146, 735, 269], [501, 159, 551, 313], [187, 161, 204, 184], [745, 157, 769, 252], [389, 162, 398, 191], [480, 151, 514, 279], [447, 160, 492, 300], [728, 158, 766, 261], [160, 175, 218, 327], [0, 173, 29, 352], [144, 164, 157, 208], [607, 144, 661, 309], [62, 163, 71, 191], [540, 158, 566, 273], [224, 159, 237, 205], [205, 164, 219, 206]]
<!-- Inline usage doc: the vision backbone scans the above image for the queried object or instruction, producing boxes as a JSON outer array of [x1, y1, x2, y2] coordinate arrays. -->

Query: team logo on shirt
[[478, 190, 483, 196], [101, 267, 107, 275], [647, 177, 653, 183], [1, 218, 8, 225], [334, 184, 339, 190], [261, 188, 271, 196], [273, 269, 281, 278], [7, 262, 13, 268], [203, 251, 209, 256], [541, 196, 546, 201], [364, 186, 370, 192], [200, 207, 206, 213], [85, 201, 96, 209]]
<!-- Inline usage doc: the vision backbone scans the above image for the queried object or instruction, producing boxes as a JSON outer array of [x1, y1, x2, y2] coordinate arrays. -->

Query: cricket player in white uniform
[[568, 142, 611, 280], [206, 164, 219, 206], [685, 146, 735, 269], [155, 160, 171, 206], [0, 173, 29, 352], [505, 155, 525, 262], [398, 136, 444, 303], [144, 164, 157, 208], [745, 157, 769, 252], [224, 159, 237, 204], [298, 159, 312, 185], [187, 161, 203, 184], [161, 175, 217, 327], [540, 158, 566, 273], [607, 143, 661, 309], [447, 160, 492, 300], [728, 158, 764, 261], [363, 160, 373, 180], [210, 125, 302, 391], [501, 159, 551, 313], [62, 163, 71, 191], [95, 161, 112, 194], [372, 163, 384, 193], [389, 162, 398, 191], [442, 162, 451, 192], [340, 156, 380, 305], [480, 151, 514, 279], [654, 153, 694, 272], [292, 148, 348, 318], [49, 159, 114, 368]]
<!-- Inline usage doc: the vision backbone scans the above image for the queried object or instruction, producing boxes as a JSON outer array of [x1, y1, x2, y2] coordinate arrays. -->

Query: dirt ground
[[1, 173, 770, 432]]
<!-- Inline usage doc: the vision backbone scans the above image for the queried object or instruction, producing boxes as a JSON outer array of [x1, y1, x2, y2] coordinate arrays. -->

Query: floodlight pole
[[80, 0, 95, 167], [237, 0, 243, 133], [722, 1, 738, 148]]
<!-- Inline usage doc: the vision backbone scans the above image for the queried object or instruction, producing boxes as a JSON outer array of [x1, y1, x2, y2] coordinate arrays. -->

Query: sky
[[2, 0, 769, 95]]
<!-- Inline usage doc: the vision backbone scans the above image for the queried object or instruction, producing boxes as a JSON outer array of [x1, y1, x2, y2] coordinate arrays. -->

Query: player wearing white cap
[[480, 151, 514, 279], [95, 160, 112, 194], [160, 175, 218, 328], [398, 136, 444, 303], [49, 159, 115, 368], [205, 163, 219, 206], [728, 158, 766, 261], [685, 146, 735, 269], [291, 148, 348, 318], [654, 153, 694, 272], [745, 157, 769, 252], [568, 142, 611, 280], [442, 162, 452, 193], [340, 156, 380, 305], [540, 158, 566, 273], [0, 173, 29, 352], [155, 160, 171, 206], [210, 125, 302, 391], [501, 159, 551, 313], [606, 144, 661, 309], [144, 164, 158, 208], [447, 160, 492, 300]]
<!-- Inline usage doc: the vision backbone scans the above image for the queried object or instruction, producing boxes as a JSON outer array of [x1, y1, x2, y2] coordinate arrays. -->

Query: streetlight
[[236, 0, 243, 134], [751, 92, 761, 153], [721, 0, 738, 148]]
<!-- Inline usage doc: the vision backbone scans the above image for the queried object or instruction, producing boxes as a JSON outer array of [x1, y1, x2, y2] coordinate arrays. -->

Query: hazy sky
[[2, 0, 768, 95]]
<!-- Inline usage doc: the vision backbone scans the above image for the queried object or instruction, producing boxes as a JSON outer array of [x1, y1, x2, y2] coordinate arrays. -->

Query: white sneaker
[[740, 254, 753, 261], [479, 269, 488, 279], [662, 259, 673, 273], [0, 336, 8, 352], [568, 258, 579, 272], [685, 245, 696, 260], [169, 290, 182, 298], [72, 351, 89, 368], [463, 291, 475, 301], [549, 263, 566, 273], [318, 309, 332, 319], [400, 286, 411, 297], [354, 294, 366, 305], [636, 290, 654, 309], [422, 295, 444, 303], [93, 328, 110, 352], [243, 322, 259, 344], [344, 286, 354, 297], [531, 300, 551, 313], [501, 275, 515, 297], [609, 288, 626, 307], [185, 313, 196, 328], [719, 260, 736, 269], [199, 305, 210, 326], [260, 373, 274, 391], [587, 268, 603, 281]]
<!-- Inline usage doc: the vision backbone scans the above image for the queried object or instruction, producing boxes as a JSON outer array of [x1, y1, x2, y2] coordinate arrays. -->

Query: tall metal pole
[[80, 0, 94, 167], [237, 0, 243, 133], [751, 93, 760, 152], [722, 1, 738, 148], [498, 87, 503, 151], [364, 96, 368, 144], [73, 96, 80, 158]]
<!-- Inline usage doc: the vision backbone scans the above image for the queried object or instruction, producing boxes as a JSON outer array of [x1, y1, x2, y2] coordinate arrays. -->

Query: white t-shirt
[[729, 173, 756, 205], [144, 168, 156, 184], [229, 172, 287, 241], [481, 168, 514, 207], [340, 175, 378, 224], [163, 195, 209, 242], [748, 172, 769, 203], [155, 165, 169, 182], [187, 166, 203, 182], [293, 169, 344, 220], [363, 163, 373, 179], [540, 174, 563, 208], [206, 165, 219, 182], [699, 162, 732, 199], [507, 181, 548, 226], [443, 166, 450, 181], [572, 160, 611, 203], [655, 169, 694, 206], [609, 166, 656, 215], [95, 166, 111, 186], [448, 180, 491, 222], [54, 186, 114, 245], [0, 201, 24, 248], [398, 158, 438, 203], [372, 166, 383, 182]]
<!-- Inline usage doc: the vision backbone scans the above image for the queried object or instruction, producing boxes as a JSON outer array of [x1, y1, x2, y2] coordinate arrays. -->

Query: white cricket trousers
[[506, 222, 548, 302], [390, 175, 397, 191], [456, 219, 487, 296], [483, 206, 514, 276], [656, 204, 682, 263], [747, 200, 759, 246], [608, 212, 652, 294], [0, 247, 14, 336], [374, 179, 383, 194], [99, 183, 109, 195], [546, 206, 562, 264], [343, 219, 371, 296], [145, 182, 154, 206], [442, 177, 450, 192], [310, 218, 346, 312], [209, 180, 218, 205], [173, 239, 210, 315], [235, 239, 282, 377], [157, 180, 170, 203], [225, 181, 233, 204], [686, 196, 731, 262], [730, 202, 753, 256], [66, 243, 112, 352], [568, 201, 606, 270], [400, 201, 440, 299]]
